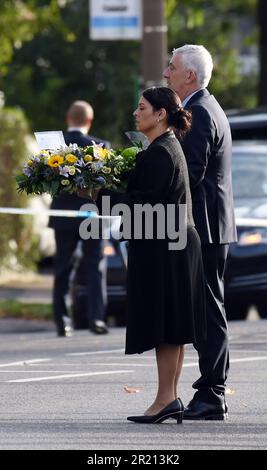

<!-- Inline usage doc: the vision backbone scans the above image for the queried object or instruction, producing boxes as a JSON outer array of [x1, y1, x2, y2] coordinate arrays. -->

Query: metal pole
[[141, 0, 168, 89], [258, 0, 267, 105]]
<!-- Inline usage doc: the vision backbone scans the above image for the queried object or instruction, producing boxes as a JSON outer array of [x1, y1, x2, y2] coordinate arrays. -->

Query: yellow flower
[[68, 166, 76, 175], [47, 155, 64, 167], [65, 153, 78, 164], [98, 148, 109, 159], [102, 167, 111, 174], [27, 160, 34, 166], [84, 155, 93, 162], [61, 179, 70, 186]]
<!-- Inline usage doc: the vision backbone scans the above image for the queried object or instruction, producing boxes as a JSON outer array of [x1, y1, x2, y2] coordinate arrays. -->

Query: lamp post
[[141, 0, 167, 88], [258, 0, 267, 105]]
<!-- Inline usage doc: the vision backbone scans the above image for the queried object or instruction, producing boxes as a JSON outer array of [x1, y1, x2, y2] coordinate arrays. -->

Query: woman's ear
[[158, 108, 167, 121]]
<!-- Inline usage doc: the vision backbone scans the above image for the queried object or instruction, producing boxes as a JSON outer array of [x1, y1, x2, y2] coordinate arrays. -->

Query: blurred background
[[0, 0, 266, 324]]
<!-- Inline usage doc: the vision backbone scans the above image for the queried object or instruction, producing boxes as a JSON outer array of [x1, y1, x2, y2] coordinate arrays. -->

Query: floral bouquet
[[16, 140, 141, 198]]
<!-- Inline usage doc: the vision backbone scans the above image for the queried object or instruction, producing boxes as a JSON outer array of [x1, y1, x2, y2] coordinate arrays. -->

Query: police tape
[[1, 209, 266, 227], [0, 207, 119, 219]]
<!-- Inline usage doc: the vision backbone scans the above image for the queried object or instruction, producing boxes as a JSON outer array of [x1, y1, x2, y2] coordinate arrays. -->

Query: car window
[[232, 153, 267, 198], [231, 127, 267, 140]]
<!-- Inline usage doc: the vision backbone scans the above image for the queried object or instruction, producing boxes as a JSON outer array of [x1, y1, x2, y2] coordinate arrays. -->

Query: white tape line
[[0, 207, 119, 219]]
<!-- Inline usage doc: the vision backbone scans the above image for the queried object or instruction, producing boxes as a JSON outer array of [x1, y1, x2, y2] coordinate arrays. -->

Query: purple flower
[[23, 165, 32, 177], [77, 158, 87, 168], [58, 165, 70, 177]]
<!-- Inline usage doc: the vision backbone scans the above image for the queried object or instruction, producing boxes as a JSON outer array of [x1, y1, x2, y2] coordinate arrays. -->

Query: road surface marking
[[66, 348, 124, 356], [7, 370, 133, 383], [230, 356, 267, 363], [0, 359, 51, 368]]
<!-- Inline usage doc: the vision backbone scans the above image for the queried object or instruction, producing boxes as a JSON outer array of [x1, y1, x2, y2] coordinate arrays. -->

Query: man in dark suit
[[49, 100, 108, 337], [164, 45, 237, 420]]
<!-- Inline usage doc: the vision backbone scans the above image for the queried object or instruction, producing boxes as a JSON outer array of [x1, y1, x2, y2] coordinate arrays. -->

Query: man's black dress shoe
[[89, 320, 109, 335], [127, 398, 184, 424], [183, 398, 228, 420]]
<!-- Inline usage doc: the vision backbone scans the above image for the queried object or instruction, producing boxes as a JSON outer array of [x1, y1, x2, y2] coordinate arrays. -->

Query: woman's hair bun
[[169, 107, 192, 139]]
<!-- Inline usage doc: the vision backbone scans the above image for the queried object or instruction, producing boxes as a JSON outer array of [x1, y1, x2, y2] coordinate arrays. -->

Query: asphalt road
[[0, 318, 266, 450]]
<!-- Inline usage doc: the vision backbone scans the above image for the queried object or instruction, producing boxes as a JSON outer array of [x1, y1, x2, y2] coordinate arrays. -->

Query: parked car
[[70, 238, 127, 327], [228, 108, 267, 140], [225, 141, 267, 319]]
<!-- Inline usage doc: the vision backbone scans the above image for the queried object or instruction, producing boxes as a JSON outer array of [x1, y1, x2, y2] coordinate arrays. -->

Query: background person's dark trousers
[[83, 237, 107, 328], [53, 230, 107, 335], [192, 244, 229, 403]]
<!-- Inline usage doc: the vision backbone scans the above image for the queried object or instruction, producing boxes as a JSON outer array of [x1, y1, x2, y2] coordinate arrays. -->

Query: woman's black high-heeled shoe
[[127, 398, 184, 424]]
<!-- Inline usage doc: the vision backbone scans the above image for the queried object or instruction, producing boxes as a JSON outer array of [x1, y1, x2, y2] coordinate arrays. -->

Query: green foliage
[[0, 0, 64, 76], [0, 107, 39, 269], [0, 0, 261, 147], [0, 299, 52, 320], [165, 0, 258, 109], [1, 0, 140, 144]]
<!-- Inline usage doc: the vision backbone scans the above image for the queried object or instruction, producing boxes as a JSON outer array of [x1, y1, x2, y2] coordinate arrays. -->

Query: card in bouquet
[[34, 131, 66, 150]]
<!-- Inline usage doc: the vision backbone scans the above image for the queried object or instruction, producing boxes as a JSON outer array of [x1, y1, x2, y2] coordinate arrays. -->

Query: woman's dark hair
[[142, 86, 192, 139]]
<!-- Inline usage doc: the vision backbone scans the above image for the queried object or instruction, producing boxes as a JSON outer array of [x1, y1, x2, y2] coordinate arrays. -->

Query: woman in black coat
[[94, 87, 206, 424]]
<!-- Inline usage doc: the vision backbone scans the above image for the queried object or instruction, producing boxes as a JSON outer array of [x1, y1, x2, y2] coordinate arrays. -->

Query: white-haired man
[[164, 45, 237, 420]]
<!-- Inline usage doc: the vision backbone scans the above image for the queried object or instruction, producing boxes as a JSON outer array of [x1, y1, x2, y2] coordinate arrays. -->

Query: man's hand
[[77, 188, 92, 199], [92, 187, 101, 201], [77, 186, 101, 201]]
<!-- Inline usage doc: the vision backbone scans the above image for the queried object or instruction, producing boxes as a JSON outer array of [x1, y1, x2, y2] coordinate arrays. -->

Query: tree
[[165, 0, 258, 109], [0, 107, 39, 269], [0, 0, 64, 76], [0, 0, 141, 144], [0, 0, 262, 146]]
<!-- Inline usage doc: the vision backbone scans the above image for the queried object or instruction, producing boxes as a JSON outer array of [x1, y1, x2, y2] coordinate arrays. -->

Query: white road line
[[230, 349, 267, 354], [66, 349, 124, 356], [4, 356, 267, 383], [183, 356, 267, 367], [2, 356, 267, 374], [0, 365, 151, 371], [7, 370, 133, 383], [0, 358, 51, 368], [230, 356, 267, 363]]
